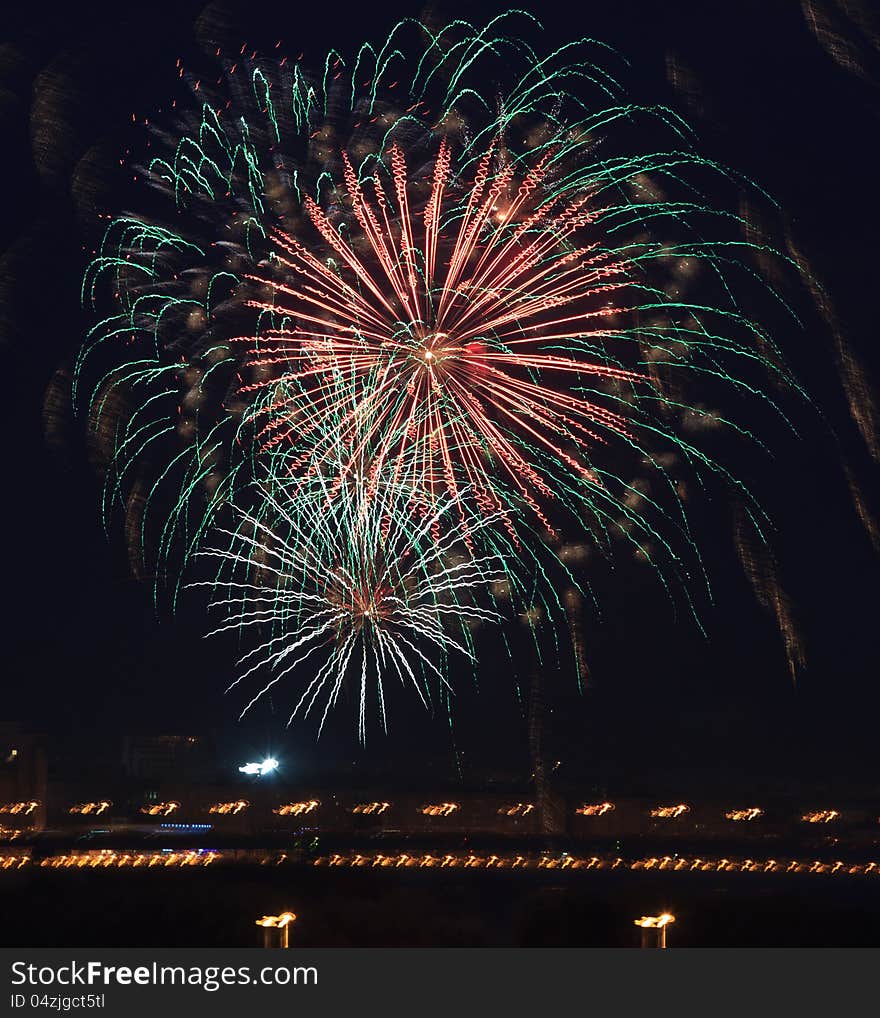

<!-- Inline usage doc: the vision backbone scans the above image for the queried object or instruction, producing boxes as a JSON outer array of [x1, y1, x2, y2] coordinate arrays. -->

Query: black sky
[[1, 0, 878, 791]]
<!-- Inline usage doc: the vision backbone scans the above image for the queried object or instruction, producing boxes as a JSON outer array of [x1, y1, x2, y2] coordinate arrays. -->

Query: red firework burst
[[236, 138, 647, 536]]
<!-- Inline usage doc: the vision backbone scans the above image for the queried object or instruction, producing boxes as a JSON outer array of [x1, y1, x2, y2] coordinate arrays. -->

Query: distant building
[[122, 734, 215, 783], [0, 722, 47, 831]]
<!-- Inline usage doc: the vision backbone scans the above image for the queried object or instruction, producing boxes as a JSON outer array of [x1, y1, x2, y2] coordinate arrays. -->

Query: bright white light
[[239, 758, 279, 777]]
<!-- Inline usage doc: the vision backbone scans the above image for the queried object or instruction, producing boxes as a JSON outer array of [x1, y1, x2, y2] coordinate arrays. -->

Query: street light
[[256, 911, 297, 948], [634, 913, 675, 948]]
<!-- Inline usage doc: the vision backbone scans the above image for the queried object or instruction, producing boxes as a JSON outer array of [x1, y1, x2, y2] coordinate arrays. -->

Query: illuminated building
[[0, 724, 46, 832]]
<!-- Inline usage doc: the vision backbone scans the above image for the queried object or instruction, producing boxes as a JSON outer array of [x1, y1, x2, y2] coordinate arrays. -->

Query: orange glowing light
[[650, 804, 690, 819], [351, 801, 390, 815], [256, 912, 297, 928], [274, 800, 319, 816], [725, 807, 763, 821], [0, 801, 39, 816], [68, 801, 112, 816], [802, 810, 840, 824], [208, 800, 249, 815], [139, 801, 179, 816], [634, 913, 675, 929], [576, 802, 615, 816], [498, 803, 535, 817], [419, 802, 460, 817]]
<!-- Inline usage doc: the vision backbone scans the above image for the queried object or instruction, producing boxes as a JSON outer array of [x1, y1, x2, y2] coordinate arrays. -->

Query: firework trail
[[733, 503, 805, 683], [786, 235, 880, 464], [800, 0, 880, 83]]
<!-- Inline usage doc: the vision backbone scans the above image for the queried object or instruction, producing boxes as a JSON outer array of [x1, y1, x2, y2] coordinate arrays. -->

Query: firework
[[239, 137, 645, 542], [70, 13, 811, 731], [193, 462, 505, 739], [77, 14, 801, 594]]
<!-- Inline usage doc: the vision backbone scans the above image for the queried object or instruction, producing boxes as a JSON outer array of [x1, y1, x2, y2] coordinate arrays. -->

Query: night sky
[[1, 0, 878, 792]]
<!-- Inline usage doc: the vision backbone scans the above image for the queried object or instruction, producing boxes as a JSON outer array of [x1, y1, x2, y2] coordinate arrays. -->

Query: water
[[4, 864, 880, 947]]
